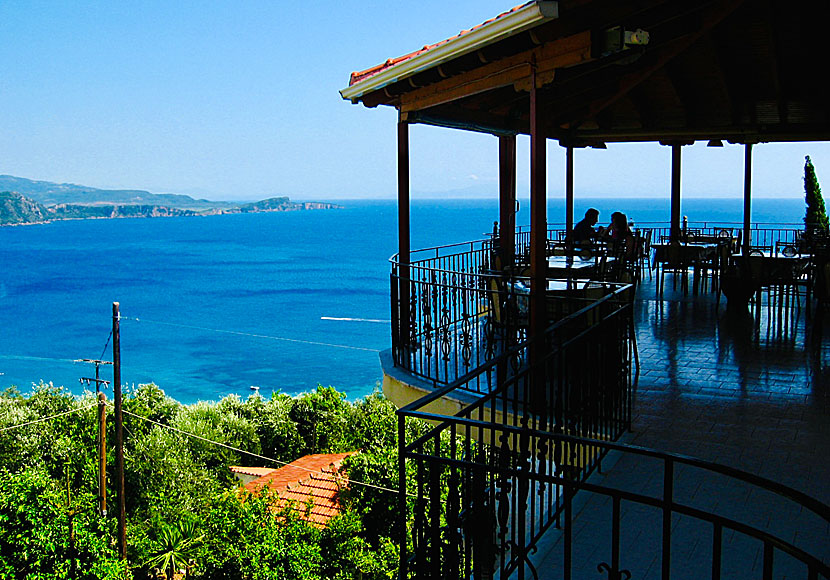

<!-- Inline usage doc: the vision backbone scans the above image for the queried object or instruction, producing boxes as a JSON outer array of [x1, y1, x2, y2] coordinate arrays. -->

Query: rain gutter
[[340, 1, 559, 103]]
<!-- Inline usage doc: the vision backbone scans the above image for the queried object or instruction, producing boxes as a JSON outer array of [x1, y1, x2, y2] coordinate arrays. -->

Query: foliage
[[0, 467, 127, 579], [804, 155, 830, 236], [144, 516, 203, 580], [198, 490, 322, 580], [0, 383, 420, 579]]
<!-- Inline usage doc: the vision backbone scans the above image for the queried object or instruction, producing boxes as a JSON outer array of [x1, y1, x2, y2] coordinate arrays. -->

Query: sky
[[1, 1, 829, 202]]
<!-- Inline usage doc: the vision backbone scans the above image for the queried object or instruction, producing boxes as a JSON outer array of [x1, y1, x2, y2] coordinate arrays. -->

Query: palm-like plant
[[145, 519, 203, 580]]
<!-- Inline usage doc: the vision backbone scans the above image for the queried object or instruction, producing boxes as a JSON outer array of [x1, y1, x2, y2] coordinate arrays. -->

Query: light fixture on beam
[[707, 139, 724, 147], [601, 26, 650, 56]]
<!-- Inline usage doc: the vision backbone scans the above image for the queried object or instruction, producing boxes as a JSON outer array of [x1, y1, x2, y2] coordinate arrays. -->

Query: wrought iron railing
[[397, 283, 636, 578], [389, 224, 807, 388], [396, 294, 829, 579], [390, 241, 497, 390]]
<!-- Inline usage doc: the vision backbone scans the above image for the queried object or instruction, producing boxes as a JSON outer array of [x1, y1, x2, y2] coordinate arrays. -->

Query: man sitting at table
[[571, 208, 600, 245]]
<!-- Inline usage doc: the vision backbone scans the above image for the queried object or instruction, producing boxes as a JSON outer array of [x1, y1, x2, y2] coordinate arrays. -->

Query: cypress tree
[[804, 155, 829, 237]]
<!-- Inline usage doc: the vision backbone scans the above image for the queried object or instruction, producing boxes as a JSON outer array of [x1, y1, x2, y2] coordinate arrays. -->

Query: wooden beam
[[743, 143, 753, 255], [566, 146, 574, 238], [397, 119, 411, 350], [670, 144, 682, 242], [529, 62, 548, 414], [499, 135, 517, 267], [571, 0, 749, 130], [400, 31, 592, 114]]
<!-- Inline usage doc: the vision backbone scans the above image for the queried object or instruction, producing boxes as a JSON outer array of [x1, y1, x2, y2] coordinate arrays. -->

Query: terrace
[[341, 0, 830, 577], [382, 225, 829, 578]]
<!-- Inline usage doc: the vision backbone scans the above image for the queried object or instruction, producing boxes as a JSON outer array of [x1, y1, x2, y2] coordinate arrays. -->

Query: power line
[[122, 317, 382, 353], [122, 409, 413, 497], [100, 330, 114, 360], [0, 354, 78, 364], [0, 403, 98, 433]]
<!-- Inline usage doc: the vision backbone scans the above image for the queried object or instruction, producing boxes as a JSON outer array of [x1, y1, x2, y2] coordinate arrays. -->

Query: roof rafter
[[569, 0, 749, 131]]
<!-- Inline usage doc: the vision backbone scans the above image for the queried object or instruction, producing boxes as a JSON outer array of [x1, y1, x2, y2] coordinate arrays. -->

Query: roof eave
[[340, 1, 560, 104]]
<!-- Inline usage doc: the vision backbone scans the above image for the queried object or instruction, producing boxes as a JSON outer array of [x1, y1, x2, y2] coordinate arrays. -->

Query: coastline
[[0, 201, 345, 227]]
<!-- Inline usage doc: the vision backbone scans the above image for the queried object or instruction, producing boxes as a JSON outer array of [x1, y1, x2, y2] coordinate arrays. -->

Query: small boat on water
[[249, 385, 260, 392]]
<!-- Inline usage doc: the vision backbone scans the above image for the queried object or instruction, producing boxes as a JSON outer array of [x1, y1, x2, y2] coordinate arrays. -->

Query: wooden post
[[670, 144, 682, 243], [743, 143, 753, 254], [112, 302, 126, 560], [97, 391, 107, 517], [499, 135, 517, 268], [529, 63, 547, 413], [397, 118, 411, 351], [566, 146, 574, 243]]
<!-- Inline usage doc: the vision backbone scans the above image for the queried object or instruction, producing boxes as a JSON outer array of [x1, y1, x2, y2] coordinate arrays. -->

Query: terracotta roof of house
[[229, 466, 277, 478], [242, 452, 355, 527], [348, 2, 531, 86]]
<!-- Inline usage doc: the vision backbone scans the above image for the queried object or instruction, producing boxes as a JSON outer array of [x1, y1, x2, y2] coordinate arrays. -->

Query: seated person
[[571, 208, 600, 245], [600, 211, 624, 241], [610, 212, 636, 259]]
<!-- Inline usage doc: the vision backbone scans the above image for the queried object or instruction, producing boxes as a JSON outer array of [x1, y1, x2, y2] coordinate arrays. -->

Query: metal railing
[[389, 224, 807, 388], [390, 240, 497, 390], [396, 291, 829, 579], [398, 283, 636, 579]]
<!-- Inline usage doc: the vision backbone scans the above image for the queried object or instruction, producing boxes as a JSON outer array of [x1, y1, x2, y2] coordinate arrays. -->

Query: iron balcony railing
[[397, 282, 636, 579], [396, 297, 829, 579], [389, 225, 807, 389]]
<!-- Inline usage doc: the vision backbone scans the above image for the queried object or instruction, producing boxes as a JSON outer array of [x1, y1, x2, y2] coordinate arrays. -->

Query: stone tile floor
[[529, 274, 830, 580]]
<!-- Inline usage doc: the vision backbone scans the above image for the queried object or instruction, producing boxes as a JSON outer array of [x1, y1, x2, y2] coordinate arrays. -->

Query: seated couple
[[570, 208, 635, 258]]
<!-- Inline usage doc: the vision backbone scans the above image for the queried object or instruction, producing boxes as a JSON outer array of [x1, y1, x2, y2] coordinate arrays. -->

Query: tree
[[145, 518, 203, 580], [804, 155, 829, 237], [0, 467, 126, 579]]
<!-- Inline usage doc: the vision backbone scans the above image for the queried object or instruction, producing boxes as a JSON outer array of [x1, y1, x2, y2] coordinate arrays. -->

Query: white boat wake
[[320, 316, 389, 324]]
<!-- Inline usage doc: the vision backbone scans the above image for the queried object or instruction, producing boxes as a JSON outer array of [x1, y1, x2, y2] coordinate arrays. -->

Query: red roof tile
[[229, 466, 277, 478], [241, 452, 355, 527], [349, 2, 532, 87]]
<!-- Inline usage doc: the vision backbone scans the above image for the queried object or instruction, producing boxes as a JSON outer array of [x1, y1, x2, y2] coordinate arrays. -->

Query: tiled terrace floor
[[529, 272, 830, 579]]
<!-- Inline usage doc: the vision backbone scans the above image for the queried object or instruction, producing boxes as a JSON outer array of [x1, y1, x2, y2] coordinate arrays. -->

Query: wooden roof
[[344, 0, 830, 145]]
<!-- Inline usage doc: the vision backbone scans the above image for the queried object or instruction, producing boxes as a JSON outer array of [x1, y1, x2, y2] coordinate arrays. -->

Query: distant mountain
[[0, 175, 343, 226], [238, 197, 342, 212], [0, 191, 49, 225], [0, 175, 234, 210]]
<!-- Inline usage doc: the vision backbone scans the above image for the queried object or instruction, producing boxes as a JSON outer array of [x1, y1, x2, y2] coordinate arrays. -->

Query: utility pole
[[75, 358, 112, 518], [112, 302, 126, 560], [98, 391, 107, 517], [65, 460, 76, 579]]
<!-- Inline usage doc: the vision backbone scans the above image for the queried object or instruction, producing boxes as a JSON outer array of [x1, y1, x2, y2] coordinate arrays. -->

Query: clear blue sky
[[1, 1, 828, 201]]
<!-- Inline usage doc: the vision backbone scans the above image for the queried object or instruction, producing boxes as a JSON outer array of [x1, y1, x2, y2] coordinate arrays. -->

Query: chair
[[714, 240, 735, 307], [634, 229, 653, 280], [748, 245, 772, 256], [656, 242, 689, 296], [484, 273, 529, 353]]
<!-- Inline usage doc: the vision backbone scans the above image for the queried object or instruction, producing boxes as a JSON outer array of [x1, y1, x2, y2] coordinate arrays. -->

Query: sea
[[0, 197, 805, 404]]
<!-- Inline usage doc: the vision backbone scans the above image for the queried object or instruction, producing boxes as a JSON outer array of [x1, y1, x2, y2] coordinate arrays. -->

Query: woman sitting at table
[[608, 212, 636, 259], [599, 211, 623, 241]]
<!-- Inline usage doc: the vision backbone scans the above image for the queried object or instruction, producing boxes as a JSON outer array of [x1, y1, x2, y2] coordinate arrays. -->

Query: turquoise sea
[[0, 197, 805, 403]]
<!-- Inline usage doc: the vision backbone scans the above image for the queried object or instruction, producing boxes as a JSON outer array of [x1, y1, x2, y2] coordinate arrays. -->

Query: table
[[652, 242, 717, 264], [722, 252, 810, 310], [547, 255, 610, 278], [652, 243, 718, 294]]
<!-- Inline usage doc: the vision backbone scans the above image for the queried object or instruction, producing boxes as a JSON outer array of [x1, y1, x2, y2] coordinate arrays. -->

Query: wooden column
[[529, 65, 547, 412], [566, 146, 574, 242], [499, 135, 517, 268], [743, 143, 753, 254], [670, 144, 682, 243], [397, 118, 411, 350]]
